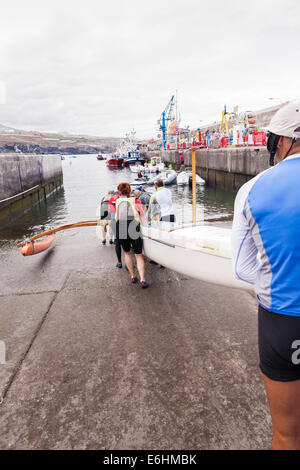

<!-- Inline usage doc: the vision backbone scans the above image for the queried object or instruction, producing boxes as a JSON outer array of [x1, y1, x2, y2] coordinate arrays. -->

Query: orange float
[[21, 234, 55, 256], [18, 220, 98, 257]]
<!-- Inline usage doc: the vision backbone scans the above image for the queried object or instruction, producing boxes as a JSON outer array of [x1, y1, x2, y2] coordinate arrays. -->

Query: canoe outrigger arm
[[18, 220, 98, 256]]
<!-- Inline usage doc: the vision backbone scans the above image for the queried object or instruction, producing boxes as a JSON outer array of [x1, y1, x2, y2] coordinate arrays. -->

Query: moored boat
[[183, 167, 205, 186], [107, 156, 124, 167], [176, 171, 189, 186], [148, 169, 177, 186], [131, 158, 165, 174], [123, 151, 145, 166]]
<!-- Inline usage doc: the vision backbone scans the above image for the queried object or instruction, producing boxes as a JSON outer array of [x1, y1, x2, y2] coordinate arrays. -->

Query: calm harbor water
[[0, 155, 235, 247]]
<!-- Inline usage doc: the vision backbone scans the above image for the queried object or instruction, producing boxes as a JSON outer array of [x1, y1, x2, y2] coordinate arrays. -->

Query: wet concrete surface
[[0, 230, 272, 449]]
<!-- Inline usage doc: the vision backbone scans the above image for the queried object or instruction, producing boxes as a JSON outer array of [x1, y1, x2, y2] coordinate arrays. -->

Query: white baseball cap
[[268, 101, 300, 139]]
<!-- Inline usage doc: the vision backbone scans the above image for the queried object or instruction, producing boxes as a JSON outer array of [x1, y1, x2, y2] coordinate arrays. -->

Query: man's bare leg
[[263, 374, 300, 449]]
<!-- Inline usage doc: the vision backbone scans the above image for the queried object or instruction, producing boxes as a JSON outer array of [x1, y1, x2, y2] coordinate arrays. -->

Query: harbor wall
[[142, 147, 269, 191], [0, 154, 63, 224]]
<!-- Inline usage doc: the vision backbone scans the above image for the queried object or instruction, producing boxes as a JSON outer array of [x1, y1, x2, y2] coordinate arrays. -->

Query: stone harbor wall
[[142, 147, 269, 191], [0, 154, 63, 224]]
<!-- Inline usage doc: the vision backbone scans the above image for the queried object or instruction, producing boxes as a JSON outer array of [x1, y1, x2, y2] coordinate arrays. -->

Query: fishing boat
[[148, 169, 177, 186], [115, 129, 145, 167], [142, 224, 250, 291], [106, 156, 124, 167], [97, 154, 105, 160], [123, 151, 145, 166]]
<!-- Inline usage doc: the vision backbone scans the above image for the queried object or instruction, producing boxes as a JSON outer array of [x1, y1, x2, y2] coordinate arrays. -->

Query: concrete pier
[[0, 154, 63, 224], [0, 230, 272, 449], [142, 147, 269, 191]]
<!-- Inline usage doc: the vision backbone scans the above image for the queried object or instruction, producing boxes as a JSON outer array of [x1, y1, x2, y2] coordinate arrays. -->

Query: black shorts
[[116, 221, 143, 255], [160, 214, 176, 223], [258, 304, 300, 382]]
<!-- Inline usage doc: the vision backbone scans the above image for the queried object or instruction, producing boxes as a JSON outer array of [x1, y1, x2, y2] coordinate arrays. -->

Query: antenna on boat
[[176, 90, 178, 149], [192, 148, 197, 223]]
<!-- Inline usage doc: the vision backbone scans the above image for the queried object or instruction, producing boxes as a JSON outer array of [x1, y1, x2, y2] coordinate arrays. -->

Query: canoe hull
[[142, 225, 251, 291]]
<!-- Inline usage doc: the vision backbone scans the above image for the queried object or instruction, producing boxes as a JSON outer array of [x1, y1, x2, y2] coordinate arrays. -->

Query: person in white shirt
[[148, 179, 175, 223]]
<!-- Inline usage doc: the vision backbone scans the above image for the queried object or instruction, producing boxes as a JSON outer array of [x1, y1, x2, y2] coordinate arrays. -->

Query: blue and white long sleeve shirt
[[232, 153, 300, 317]]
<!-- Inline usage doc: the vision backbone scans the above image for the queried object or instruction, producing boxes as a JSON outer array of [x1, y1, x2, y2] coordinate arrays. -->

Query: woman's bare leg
[[124, 251, 135, 278], [263, 374, 300, 449], [135, 254, 145, 282]]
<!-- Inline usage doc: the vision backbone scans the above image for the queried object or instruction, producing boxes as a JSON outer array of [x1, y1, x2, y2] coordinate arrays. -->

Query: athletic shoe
[[131, 277, 138, 284], [140, 281, 149, 289], [116, 263, 122, 269]]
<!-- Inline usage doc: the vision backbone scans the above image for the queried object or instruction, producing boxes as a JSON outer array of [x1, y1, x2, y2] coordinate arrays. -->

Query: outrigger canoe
[[18, 219, 251, 292]]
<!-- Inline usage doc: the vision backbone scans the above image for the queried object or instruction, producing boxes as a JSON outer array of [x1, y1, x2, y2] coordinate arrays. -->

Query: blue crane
[[159, 95, 175, 149]]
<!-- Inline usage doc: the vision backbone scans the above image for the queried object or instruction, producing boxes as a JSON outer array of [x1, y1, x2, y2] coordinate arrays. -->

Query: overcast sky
[[0, 0, 299, 138]]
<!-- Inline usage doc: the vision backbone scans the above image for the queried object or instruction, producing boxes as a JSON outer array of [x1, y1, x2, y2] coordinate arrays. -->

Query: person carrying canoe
[[99, 190, 114, 245], [148, 178, 175, 225], [134, 186, 151, 212], [109, 187, 123, 268], [232, 101, 300, 450], [115, 182, 149, 288]]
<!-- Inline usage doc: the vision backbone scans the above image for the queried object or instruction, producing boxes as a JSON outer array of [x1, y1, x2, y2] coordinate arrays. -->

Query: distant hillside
[[0, 123, 17, 133], [0, 125, 121, 154]]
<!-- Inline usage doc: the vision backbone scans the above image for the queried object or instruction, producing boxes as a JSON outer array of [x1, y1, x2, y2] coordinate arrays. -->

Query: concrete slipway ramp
[[0, 230, 272, 449]]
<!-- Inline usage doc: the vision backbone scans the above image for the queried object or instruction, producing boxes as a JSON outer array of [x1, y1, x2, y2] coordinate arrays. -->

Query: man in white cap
[[232, 101, 300, 450]]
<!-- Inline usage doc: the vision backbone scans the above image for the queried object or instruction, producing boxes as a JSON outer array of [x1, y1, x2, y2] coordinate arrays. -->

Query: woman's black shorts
[[258, 304, 300, 382], [160, 214, 176, 223], [116, 221, 143, 255]]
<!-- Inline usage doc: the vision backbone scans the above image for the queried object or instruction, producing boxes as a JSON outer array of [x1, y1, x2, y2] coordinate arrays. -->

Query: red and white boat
[[106, 155, 124, 167]]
